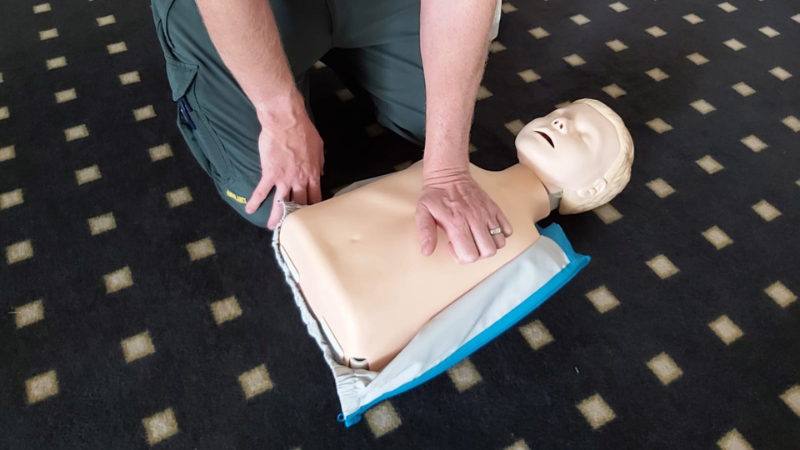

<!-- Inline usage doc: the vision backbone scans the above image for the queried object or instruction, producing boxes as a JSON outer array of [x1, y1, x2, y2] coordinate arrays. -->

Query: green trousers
[[151, 0, 427, 227]]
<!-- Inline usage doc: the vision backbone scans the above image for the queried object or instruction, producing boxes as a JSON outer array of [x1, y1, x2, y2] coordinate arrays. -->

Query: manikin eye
[[536, 130, 555, 148]]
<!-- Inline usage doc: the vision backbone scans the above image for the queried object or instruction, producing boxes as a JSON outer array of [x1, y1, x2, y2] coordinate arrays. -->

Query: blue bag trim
[[343, 223, 590, 426]]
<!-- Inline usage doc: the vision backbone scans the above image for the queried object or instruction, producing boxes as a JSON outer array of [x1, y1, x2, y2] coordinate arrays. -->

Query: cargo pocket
[[166, 59, 234, 185], [155, 11, 233, 185]]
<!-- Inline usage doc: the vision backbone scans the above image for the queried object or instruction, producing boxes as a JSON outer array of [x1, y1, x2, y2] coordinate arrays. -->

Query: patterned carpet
[[2, 0, 799, 448]]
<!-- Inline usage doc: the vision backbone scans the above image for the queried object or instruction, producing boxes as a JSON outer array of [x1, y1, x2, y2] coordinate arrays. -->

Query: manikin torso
[[278, 101, 623, 371], [280, 161, 550, 371]]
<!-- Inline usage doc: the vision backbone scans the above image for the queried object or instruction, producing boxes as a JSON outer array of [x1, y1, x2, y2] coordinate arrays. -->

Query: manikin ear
[[576, 178, 608, 199]]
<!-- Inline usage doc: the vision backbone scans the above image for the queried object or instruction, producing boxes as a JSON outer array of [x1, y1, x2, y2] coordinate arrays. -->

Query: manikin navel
[[279, 99, 634, 371]]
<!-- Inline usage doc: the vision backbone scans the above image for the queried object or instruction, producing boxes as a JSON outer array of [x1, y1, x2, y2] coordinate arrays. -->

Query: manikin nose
[[551, 118, 567, 132]]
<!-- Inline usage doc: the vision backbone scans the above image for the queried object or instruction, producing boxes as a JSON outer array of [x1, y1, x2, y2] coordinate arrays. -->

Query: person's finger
[[496, 209, 513, 237], [415, 205, 438, 256], [246, 177, 274, 214], [267, 184, 290, 230], [488, 221, 506, 250], [491, 233, 506, 250], [308, 179, 322, 204], [291, 184, 308, 205], [448, 241, 459, 263], [446, 217, 480, 263], [469, 219, 498, 259]]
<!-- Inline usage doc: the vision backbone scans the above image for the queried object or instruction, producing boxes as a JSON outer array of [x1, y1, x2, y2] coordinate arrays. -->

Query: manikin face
[[515, 103, 620, 194]]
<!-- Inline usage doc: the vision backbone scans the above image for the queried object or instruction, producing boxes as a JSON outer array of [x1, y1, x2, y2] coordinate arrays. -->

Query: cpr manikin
[[278, 99, 634, 372]]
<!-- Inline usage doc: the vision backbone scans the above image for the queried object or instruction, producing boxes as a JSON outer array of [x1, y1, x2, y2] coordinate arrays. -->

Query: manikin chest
[[279, 162, 550, 371]]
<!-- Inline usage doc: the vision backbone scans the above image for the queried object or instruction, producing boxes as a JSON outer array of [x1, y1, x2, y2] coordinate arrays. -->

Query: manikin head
[[515, 98, 634, 214]]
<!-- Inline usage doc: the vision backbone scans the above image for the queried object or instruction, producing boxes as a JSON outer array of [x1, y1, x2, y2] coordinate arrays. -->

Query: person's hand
[[245, 93, 324, 230], [415, 169, 513, 263]]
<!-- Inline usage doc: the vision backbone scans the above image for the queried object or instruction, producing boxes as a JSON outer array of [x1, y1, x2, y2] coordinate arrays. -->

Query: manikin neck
[[502, 163, 562, 211]]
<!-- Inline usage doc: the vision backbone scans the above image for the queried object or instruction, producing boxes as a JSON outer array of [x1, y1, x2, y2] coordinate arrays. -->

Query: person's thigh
[[151, 0, 331, 227], [326, 0, 426, 146]]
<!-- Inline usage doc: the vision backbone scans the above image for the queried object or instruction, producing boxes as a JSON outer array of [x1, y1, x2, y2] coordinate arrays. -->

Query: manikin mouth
[[536, 130, 555, 148]]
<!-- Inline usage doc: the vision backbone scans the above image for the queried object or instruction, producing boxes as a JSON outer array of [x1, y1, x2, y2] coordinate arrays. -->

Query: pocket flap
[[165, 58, 199, 101]]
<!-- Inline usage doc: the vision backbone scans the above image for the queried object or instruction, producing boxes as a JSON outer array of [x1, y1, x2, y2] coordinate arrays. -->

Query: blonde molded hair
[[558, 98, 634, 215]]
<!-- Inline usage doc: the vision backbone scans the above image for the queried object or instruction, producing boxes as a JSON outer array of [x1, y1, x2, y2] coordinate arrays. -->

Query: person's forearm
[[195, 0, 301, 120], [420, 0, 495, 178]]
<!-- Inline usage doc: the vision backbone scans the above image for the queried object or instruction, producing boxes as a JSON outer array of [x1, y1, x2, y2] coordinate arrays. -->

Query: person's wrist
[[422, 165, 471, 187], [254, 89, 306, 128], [422, 150, 470, 182]]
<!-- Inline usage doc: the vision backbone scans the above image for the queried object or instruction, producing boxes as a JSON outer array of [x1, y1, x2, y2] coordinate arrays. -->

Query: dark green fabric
[[151, 0, 426, 227]]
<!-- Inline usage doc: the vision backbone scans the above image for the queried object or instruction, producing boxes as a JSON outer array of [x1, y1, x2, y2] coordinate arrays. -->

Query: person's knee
[[376, 106, 425, 147], [235, 202, 271, 228], [375, 78, 426, 146], [402, 116, 425, 146], [216, 180, 275, 229]]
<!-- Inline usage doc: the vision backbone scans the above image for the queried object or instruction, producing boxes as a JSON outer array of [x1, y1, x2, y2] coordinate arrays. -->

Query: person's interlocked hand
[[245, 95, 324, 230], [415, 169, 513, 263]]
